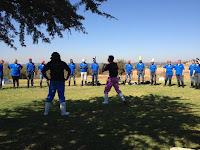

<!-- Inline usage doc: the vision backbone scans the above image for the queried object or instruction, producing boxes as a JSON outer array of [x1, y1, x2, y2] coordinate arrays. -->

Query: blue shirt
[[174, 64, 185, 75], [136, 63, 145, 71], [79, 63, 89, 72], [125, 64, 133, 72], [163, 64, 174, 75], [0, 64, 3, 76], [68, 63, 77, 74], [194, 64, 200, 73], [91, 63, 99, 72], [8, 63, 23, 76], [149, 64, 157, 73], [189, 64, 196, 75], [26, 62, 35, 72], [37, 64, 46, 75]]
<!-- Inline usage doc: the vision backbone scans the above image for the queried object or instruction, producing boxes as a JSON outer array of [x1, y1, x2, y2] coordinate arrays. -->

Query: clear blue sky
[[0, 0, 200, 64]]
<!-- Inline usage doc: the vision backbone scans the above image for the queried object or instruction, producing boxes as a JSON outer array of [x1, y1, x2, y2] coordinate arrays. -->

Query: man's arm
[[65, 64, 71, 81], [41, 64, 50, 80], [102, 64, 108, 72]]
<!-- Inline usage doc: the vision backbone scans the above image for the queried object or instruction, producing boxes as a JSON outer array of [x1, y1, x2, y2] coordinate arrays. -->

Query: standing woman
[[163, 60, 174, 87], [149, 58, 157, 85], [8, 59, 23, 88], [136, 56, 145, 85]]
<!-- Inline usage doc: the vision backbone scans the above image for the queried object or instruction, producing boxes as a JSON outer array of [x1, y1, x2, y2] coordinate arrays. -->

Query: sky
[[0, 0, 200, 64]]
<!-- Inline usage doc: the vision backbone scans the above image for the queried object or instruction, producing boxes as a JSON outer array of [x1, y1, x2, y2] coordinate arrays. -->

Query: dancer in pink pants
[[102, 55, 127, 104]]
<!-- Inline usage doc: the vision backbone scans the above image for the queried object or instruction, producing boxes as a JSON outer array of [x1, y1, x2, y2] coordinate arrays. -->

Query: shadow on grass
[[0, 94, 200, 150]]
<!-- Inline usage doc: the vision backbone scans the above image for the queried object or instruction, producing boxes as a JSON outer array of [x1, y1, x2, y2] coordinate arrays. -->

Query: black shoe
[[178, 82, 180, 87], [85, 81, 88, 86], [124, 80, 126, 85], [154, 82, 156, 85], [68, 81, 71, 86], [81, 81, 84, 86], [195, 83, 198, 89]]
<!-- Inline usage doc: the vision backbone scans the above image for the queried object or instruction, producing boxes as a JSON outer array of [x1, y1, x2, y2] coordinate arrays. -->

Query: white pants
[[81, 72, 87, 81]]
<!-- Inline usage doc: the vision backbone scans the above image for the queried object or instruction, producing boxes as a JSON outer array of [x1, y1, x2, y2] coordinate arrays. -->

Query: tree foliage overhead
[[0, 0, 114, 50]]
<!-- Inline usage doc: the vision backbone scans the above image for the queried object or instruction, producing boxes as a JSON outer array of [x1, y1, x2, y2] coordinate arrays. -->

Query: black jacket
[[42, 60, 71, 82]]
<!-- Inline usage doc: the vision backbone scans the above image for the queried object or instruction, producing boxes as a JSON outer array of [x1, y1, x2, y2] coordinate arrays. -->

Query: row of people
[[0, 57, 200, 89]]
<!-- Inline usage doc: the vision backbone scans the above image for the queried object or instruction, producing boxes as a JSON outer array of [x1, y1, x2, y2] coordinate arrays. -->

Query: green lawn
[[0, 79, 200, 150]]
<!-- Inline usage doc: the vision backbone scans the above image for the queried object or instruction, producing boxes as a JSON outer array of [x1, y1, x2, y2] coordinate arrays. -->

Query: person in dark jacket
[[42, 52, 71, 116], [102, 55, 127, 104]]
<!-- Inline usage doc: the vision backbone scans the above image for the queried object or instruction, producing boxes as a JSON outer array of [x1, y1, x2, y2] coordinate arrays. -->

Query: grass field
[[0, 78, 200, 150]]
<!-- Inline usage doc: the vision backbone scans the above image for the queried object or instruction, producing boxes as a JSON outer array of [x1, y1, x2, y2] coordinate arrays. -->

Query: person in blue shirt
[[37, 60, 49, 88], [68, 59, 77, 86], [194, 60, 200, 89], [174, 59, 185, 88], [124, 60, 133, 85], [90, 58, 100, 86], [149, 58, 157, 85], [136, 57, 145, 85], [26, 58, 35, 88], [163, 60, 174, 87], [8, 59, 23, 88], [79, 59, 89, 86], [189, 59, 196, 88], [0, 60, 4, 90]]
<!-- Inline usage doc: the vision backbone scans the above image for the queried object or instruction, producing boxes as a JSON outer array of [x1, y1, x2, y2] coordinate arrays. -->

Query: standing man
[[189, 59, 196, 88], [102, 55, 127, 104], [136, 56, 145, 85], [149, 58, 157, 85], [79, 59, 89, 86], [124, 60, 133, 85], [68, 59, 77, 86], [37, 60, 49, 88], [194, 60, 200, 89], [8, 59, 23, 88], [90, 58, 100, 86], [163, 60, 174, 87], [0, 60, 4, 90], [174, 59, 185, 88], [42, 52, 71, 116], [26, 58, 35, 88]]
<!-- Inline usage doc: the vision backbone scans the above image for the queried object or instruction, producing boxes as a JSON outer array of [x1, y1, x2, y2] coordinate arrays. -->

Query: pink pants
[[104, 77, 121, 94]]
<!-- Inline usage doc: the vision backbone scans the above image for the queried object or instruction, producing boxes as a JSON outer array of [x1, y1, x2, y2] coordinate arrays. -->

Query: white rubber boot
[[119, 92, 127, 104], [60, 102, 70, 116], [44, 102, 51, 116], [102, 94, 109, 104]]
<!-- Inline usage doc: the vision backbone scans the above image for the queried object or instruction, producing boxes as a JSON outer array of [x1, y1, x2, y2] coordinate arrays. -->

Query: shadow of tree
[[0, 94, 200, 150]]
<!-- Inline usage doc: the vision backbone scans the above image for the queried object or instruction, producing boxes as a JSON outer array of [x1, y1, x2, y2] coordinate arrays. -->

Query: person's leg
[[164, 75, 168, 86], [31, 72, 34, 87], [84, 72, 87, 85], [176, 75, 180, 87], [113, 77, 127, 103], [40, 75, 43, 88], [81, 72, 84, 86], [195, 73, 198, 89], [92, 71, 95, 86], [154, 74, 157, 85], [151, 73, 153, 85], [95, 72, 98, 85], [44, 81, 56, 115], [169, 75, 172, 86], [142, 71, 144, 84], [12, 76, 16, 88], [190, 75, 194, 88], [27, 72, 30, 88], [57, 82, 69, 116], [68, 75, 71, 86], [73, 75, 76, 86], [0, 76, 3, 89], [103, 77, 113, 104], [129, 73, 132, 83], [198, 73, 200, 89], [16, 76, 19, 88], [124, 73, 128, 85], [138, 71, 141, 85], [180, 75, 184, 88]]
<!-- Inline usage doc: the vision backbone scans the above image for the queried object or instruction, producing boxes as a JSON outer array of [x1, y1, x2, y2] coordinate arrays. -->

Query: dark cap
[[51, 52, 61, 61]]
